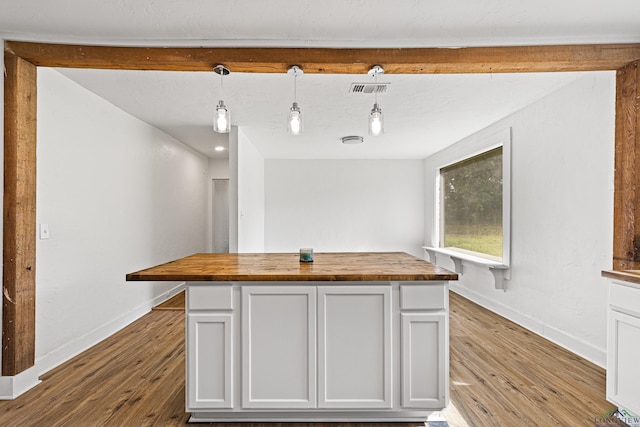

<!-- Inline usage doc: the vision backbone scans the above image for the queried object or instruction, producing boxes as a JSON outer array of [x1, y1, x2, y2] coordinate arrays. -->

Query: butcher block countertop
[[126, 252, 458, 282], [602, 269, 640, 285]]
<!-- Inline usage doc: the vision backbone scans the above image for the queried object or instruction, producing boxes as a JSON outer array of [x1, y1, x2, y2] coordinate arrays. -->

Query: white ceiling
[[2, 1, 639, 47], [55, 68, 591, 159], [3, 0, 639, 159]]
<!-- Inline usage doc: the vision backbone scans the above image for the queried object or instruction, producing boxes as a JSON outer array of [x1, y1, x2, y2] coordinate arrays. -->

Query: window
[[436, 129, 511, 265]]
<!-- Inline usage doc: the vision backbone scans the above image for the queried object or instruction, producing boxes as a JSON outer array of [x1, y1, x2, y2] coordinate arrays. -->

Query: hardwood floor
[[0, 291, 618, 426], [152, 290, 186, 311], [2, 309, 188, 427], [449, 292, 619, 427]]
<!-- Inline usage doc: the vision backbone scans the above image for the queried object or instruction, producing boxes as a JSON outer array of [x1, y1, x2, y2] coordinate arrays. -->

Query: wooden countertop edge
[[126, 252, 458, 282], [126, 273, 459, 282], [602, 269, 640, 285]]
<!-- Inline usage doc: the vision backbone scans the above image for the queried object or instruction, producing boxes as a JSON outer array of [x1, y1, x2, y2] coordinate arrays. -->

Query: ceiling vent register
[[349, 83, 390, 94]]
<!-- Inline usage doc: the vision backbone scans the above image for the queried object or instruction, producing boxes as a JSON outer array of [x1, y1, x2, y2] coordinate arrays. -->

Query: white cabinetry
[[242, 286, 316, 408], [607, 280, 640, 416], [401, 313, 446, 408], [186, 285, 233, 410], [242, 286, 391, 409], [399, 283, 448, 409], [318, 286, 392, 408], [186, 280, 449, 422]]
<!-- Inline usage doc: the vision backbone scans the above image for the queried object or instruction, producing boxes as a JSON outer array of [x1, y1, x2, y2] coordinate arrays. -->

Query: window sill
[[423, 246, 510, 291]]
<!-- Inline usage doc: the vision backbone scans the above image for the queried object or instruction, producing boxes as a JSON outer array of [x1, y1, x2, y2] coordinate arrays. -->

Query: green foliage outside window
[[440, 147, 503, 260]]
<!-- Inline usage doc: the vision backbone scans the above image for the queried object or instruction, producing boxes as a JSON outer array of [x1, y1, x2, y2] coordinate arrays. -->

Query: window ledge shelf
[[422, 246, 510, 291]]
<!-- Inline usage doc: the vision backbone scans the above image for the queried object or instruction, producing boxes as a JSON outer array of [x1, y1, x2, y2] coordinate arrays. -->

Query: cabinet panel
[[610, 282, 640, 316], [188, 284, 233, 310], [401, 313, 446, 408], [187, 313, 233, 409], [318, 286, 392, 408], [607, 309, 640, 415], [242, 287, 316, 408], [400, 283, 446, 310]]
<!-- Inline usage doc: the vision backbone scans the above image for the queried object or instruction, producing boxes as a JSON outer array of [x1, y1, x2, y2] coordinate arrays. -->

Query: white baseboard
[[0, 282, 185, 400], [450, 283, 606, 368], [0, 367, 41, 400]]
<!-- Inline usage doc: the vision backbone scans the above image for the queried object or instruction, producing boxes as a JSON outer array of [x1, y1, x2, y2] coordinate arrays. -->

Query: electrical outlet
[[39, 224, 50, 239]]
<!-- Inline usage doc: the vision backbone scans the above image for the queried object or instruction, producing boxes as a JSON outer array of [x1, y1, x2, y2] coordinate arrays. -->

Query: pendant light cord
[[220, 70, 224, 100], [293, 70, 298, 103], [374, 71, 378, 105], [214, 65, 229, 101]]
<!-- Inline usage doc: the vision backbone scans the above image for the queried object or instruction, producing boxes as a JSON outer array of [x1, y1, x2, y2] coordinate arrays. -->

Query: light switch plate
[[40, 224, 50, 239]]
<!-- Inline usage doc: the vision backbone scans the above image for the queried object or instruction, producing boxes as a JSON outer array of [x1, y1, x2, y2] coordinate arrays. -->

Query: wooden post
[[613, 61, 640, 270], [3, 52, 37, 376]]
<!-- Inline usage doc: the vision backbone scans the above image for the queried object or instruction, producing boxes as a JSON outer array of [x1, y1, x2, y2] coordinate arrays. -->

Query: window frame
[[434, 128, 512, 267]]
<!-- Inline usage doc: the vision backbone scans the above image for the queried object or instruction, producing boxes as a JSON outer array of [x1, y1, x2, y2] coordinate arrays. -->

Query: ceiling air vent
[[349, 83, 390, 94], [341, 136, 364, 144]]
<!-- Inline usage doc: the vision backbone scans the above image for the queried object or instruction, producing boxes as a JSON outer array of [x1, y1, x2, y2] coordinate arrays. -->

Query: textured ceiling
[[56, 68, 592, 159], [2, 1, 640, 47], [2, 0, 638, 159]]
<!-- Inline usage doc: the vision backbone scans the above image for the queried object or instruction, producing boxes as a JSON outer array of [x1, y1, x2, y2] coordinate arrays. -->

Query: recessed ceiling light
[[341, 136, 364, 144], [214, 146, 225, 152]]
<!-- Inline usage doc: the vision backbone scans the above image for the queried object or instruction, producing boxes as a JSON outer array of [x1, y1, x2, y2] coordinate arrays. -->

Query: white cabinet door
[[187, 313, 233, 410], [607, 309, 640, 415], [401, 313, 446, 408], [242, 286, 317, 408], [317, 286, 392, 409]]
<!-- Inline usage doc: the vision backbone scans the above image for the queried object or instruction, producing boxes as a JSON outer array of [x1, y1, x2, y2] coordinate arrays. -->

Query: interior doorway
[[212, 179, 230, 253]]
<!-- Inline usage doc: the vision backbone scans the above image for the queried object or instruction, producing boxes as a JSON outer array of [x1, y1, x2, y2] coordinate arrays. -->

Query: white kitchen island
[[126, 252, 457, 423]]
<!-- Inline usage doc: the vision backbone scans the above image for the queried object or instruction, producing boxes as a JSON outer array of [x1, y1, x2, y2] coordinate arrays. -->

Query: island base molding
[[189, 410, 434, 423]]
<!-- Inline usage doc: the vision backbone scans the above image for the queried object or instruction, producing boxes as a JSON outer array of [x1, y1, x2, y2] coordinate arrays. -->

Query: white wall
[[209, 158, 230, 179], [424, 72, 615, 366], [265, 160, 424, 256], [237, 128, 265, 252], [34, 68, 208, 379]]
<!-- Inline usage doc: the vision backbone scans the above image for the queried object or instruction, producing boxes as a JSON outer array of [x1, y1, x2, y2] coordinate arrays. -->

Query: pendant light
[[213, 65, 231, 134], [287, 66, 304, 135], [368, 65, 384, 137]]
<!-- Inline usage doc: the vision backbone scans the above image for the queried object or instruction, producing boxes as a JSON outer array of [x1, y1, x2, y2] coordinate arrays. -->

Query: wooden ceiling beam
[[5, 41, 640, 74]]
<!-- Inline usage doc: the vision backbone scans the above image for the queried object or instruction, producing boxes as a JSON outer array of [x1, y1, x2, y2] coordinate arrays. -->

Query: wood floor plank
[[0, 291, 620, 426]]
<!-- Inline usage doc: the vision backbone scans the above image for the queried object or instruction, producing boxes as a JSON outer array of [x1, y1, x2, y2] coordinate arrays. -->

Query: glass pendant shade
[[214, 100, 231, 134], [369, 103, 384, 136], [287, 66, 304, 136], [288, 102, 303, 135]]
